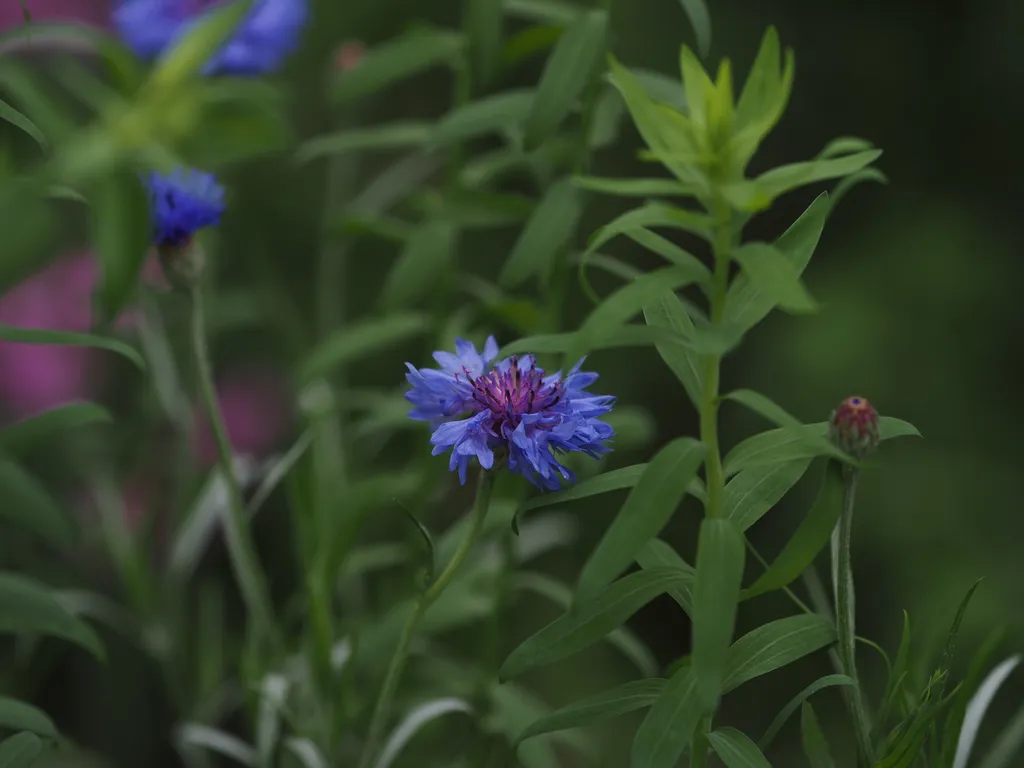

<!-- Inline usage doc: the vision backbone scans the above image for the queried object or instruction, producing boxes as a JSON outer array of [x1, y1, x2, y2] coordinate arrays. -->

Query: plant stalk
[[189, 282, 279, 652], [358, 469, 495, 768], [834, 468, 874, 764]]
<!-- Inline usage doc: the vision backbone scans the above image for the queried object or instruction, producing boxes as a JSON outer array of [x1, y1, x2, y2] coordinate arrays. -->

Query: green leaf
[[723, 459, 813, 532], [331, 28, 464, 104], [0, 460, 75, 548], [952, 655, 1022, 768], [377, 698, 473, 768], [0, 403, 111, 457], [607, 57, 704, 188], [0, 64, 73, 144], [801, 702, 835, 768], [514, 573, 657, 678], [585, 202, 714, 258], [298, 313, 432, 382], [489, 683, 587, 768], [516, 679, 665, 745], [502, 0, 580, 24], [465, 0, 503, 89], [0, 98, 46, 147], [724, 192, 829, 332], [150, 0, 252, 89], [977, 701, 1024, 768], [0, 324, 144, 370], [692, 518, 745, 709], [644, 291, 704, 407], [576, 438, 706, 604], [572, 176, 698, 198], [500, 178, 583, 289], [631, 667, 702, 768], [296, 123, 431, 163], [742, 460, 845, 599], [523, 10, 607, 149], [723, 150, 882, 210], [0, 698, 57, 740], [723, 389, 802, 428], [569, 264, 707, 363], [500, 568, 691, 680], [722, 615, 837, 692], [636, 539, 695, 616], [732, 242, 818, 314], [628, 68, 689, 112], [521, 464, 647, 513], [501, 324, 692, 358], [676, 0, 711, 58], [731, 27, 793, 169], [382, 221, 456, 310], [90, 170, 151, 324], [707, 727, 772, 768], [830, 167, 887, 213], [759, 674, 854, 749], [0, 573, 103, 659], [0, 732, 41, 768], [433, 90, 535, 144]]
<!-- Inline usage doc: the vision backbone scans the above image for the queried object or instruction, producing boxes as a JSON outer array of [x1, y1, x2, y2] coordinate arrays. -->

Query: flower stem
[[834, 468, 874, 765], [358, 469, 495, 768], [189, 283, 279, 651], [699, 199, 732, 519]]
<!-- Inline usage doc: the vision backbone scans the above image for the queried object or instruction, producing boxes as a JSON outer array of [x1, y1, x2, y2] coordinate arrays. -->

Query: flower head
[[114, 0, 307, 76], [829, 395, 880, 459], [147, 168, 225, 247], [405, 337, 615, 489]]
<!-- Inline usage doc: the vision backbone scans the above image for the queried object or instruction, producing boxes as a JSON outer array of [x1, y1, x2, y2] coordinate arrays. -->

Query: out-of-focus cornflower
[[191, 369, 292, 466], [147, 168, 225, 247], [0, 0, 109, 30], [405, 337, 615, 489], [113, 0, 308, 76]]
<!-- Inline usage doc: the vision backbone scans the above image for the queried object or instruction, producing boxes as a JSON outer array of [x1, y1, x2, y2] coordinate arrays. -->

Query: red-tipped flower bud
[[829, 396, 880, 459]]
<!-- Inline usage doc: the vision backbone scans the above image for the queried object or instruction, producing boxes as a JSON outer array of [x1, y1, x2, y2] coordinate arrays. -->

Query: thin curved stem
[[190, 283, 278, 651], [358, 469, 495, 768], [834, 468, 874, 765]]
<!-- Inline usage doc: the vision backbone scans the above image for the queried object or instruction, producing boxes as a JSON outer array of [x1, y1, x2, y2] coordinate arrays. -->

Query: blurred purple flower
[[191, 369, 291, 465], [113, 0, 308, 76], [0, 0, 109, 29]]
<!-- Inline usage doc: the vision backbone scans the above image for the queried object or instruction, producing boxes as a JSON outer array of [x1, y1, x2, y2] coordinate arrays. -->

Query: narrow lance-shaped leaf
[[0, 97, 46, 146], [631, 667, 703, 768], [298, 313, 432, 382], [91, 170, 151, 324], [516, 679, 666, 745], [707, 727, 772, 768], [519, 464, 647, 516], [0, 732, 42, 768], [743, 459, 845, 599], [0, 402, 111, 458], [576, 438, 706, 604], [732, 242, 817, 314], [150, 0, 252, 89], [0, 573, 104, 659], [0, 323, 144, 370], [953, 656, 1022, 768], [636, 539, 695, 616], [691, 518, 746, 709], [296, 122, 431, 163], [331, 28, 464, 104], [676, 0, 711, 59], [465, 0, 503, 89], [801, 702, 835, 768], [500, 178, 582, 289], [382, 221, 456, 310], [644, 291, 704, 407], [760, 674, 854, 748], [568, 264, 707, 364], [722, 614, 837, 692], [500, 568, 691, 680], [523, 10, 607, 149], [723, 458, 813, 532], [0, 698, 58, 739], [433, 90, 535, 144], [0, 460, 76, 548]]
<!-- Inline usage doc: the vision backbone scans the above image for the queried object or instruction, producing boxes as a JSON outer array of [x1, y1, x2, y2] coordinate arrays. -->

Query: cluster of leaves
[[2, 2, 1024, 768]]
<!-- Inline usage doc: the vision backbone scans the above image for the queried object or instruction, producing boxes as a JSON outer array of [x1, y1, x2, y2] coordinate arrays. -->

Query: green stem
[[189, 282, 279, 652], [834, 468, 874, 765], [358, 469, 495, 768], [699, 200, 732, 518]]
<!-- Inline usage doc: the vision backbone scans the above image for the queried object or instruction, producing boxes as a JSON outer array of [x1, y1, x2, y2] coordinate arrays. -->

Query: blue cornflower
[[405, 337, 615, 489], [114, 0, 308, 76], [147, 168, 225, 246]]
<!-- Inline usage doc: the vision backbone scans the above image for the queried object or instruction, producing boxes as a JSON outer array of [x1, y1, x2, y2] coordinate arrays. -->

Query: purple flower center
[[459, 356, 564, 432]]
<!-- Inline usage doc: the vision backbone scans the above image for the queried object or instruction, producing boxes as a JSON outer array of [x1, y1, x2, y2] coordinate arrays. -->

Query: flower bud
[[156, 240, 205, 292], [828, 396, 879, 459]]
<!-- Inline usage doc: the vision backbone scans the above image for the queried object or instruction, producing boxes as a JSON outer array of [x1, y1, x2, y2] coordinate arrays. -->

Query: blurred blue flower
[[147, 168, 225, 246], [405, 337, 615, 489], [114, 0, 308, 76]]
